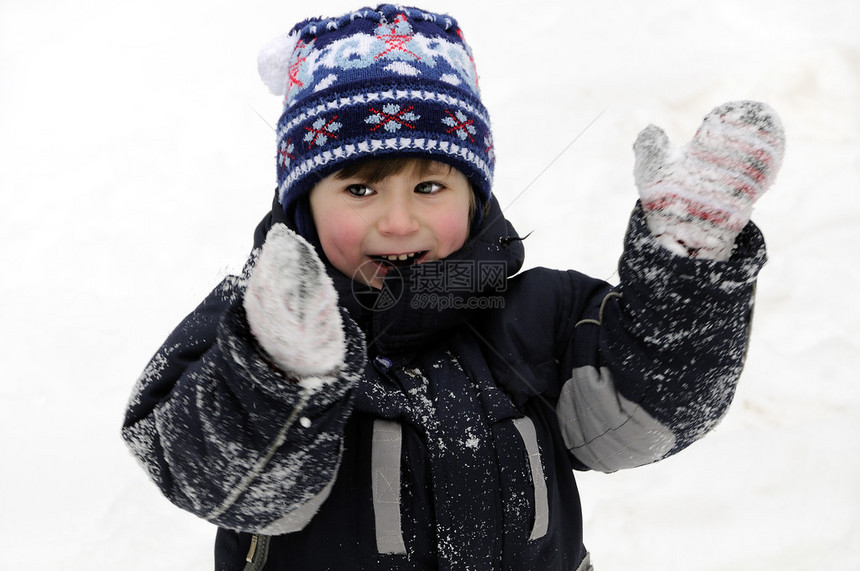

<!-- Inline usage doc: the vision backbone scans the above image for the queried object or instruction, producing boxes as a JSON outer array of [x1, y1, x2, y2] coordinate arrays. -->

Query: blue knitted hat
[[257, 5, 494, 236]]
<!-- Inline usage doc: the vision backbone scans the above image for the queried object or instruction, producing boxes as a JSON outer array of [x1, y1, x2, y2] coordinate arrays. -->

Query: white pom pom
[[257, 32, 300, 96]]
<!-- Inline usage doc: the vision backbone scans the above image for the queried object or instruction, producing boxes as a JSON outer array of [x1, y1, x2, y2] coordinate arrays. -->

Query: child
[[122, 5, 784, 570]]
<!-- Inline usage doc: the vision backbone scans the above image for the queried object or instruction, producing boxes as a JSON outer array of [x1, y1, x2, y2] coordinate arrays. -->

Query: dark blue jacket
[[122, 195, 766, 570]]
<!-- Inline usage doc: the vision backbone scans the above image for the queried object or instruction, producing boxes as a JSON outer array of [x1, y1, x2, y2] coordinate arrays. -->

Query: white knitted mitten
[[244, 224, 345, 378], [634, 101, 785, 260]]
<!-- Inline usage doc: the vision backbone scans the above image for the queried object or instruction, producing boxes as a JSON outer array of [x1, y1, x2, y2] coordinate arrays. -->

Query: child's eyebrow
[[419, 163, 454, 177]]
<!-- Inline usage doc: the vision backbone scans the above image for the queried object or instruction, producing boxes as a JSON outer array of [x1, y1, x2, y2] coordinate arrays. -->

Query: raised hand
[[244, 224, 345, 378], [634, 101, 785, 260]]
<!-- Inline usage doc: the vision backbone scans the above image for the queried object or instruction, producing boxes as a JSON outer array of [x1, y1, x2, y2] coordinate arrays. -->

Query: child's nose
[[377, 196, 419, 236]]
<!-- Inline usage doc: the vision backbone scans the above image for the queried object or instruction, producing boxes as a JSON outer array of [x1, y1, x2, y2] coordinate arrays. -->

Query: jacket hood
[[253, 190, 525, 355]]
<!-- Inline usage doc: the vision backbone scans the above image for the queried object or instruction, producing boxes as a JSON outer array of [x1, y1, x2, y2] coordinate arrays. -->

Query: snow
[[1, 0, 858, 569]]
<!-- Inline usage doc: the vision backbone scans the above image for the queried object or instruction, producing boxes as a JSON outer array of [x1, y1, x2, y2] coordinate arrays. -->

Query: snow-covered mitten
[[634, 100, 785, 261], [244, 224, 345, 378]]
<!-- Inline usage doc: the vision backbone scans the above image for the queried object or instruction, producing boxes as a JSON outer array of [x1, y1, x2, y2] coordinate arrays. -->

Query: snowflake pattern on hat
[[365, 104, 420, 133], [304, 116, 342, 148], [287, 40, 315, 101], [278, 138, 295, 170], [372, 14, 421, 61], [484, 133, 495, 164], [442, 110, 476, 142]]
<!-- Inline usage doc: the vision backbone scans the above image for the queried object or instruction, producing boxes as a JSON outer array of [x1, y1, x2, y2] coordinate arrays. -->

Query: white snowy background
[[1, 0, 858, 569]]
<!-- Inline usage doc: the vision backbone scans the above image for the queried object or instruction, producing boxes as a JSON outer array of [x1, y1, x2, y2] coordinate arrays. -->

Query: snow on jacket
[[122, 194, 767, 570]]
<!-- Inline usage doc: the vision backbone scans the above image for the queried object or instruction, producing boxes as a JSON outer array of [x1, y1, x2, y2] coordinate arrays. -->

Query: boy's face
[[309, 161, 473, 289]]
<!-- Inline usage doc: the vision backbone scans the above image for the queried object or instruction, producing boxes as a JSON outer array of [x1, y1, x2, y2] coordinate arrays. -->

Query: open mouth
[[369, 251, 428, 268]]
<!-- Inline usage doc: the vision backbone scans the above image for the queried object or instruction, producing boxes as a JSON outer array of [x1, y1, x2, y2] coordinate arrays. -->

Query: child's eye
[[414, 181, 444, 195], [345, 184, 376, 197]]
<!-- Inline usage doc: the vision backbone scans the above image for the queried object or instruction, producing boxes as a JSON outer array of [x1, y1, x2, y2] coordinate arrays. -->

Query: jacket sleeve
[[121, 263, 366, 534], [553, 202, 767, 472]]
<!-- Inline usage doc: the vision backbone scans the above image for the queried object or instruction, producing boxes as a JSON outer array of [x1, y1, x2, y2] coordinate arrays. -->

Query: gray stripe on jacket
[[557, 365, 676, 472]]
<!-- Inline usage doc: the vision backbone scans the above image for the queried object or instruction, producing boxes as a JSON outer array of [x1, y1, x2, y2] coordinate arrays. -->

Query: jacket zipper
[[243, 533, 271, 570], [246, 534, 259, 563]]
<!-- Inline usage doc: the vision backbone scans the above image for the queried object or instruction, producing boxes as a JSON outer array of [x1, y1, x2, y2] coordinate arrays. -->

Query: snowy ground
[[1, 0, 858, 569]]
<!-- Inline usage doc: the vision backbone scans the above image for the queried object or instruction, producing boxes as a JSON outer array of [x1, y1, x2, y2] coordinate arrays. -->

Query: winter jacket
[[122, 195, 767, 570]]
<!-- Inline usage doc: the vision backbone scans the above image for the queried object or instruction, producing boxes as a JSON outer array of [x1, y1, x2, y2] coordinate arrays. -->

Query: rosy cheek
[[318, 217, 366, 271], [436, 211, 470, 255]]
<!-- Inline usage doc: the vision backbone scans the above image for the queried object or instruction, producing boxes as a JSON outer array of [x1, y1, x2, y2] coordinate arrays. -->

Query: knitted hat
[[258, 5, 494, 235]]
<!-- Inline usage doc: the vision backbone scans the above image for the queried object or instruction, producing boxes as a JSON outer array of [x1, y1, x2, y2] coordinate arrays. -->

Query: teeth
[[382, 252, 418, 261]]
